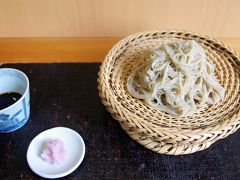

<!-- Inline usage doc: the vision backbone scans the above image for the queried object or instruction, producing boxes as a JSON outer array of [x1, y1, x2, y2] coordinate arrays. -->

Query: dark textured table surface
[[0, 63, 240, 180]]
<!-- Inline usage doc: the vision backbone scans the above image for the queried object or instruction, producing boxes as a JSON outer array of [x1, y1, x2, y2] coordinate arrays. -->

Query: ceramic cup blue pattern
[[0, 68, 30, 133]]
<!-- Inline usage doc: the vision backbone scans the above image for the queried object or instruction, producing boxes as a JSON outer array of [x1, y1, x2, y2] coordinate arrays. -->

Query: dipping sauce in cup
[[0, 68, 30, 133]]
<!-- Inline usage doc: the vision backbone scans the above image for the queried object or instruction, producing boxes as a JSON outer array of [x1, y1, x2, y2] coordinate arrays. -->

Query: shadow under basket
[[97, 30, 240, 155]]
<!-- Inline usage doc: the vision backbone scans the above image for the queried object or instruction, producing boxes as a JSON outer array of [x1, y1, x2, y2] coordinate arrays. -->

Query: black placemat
[[0, 63, 240, 180]]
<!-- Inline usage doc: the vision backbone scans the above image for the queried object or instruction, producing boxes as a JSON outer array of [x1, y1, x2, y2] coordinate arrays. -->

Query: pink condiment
[[41, 139, 66, 164]]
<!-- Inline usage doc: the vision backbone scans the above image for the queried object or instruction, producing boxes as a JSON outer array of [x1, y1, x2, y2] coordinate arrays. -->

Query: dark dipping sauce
[[0, 92, 22, 110]]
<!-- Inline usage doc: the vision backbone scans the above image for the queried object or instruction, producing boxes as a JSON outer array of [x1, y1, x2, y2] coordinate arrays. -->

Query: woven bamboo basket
[[98, 30, 240, 155]]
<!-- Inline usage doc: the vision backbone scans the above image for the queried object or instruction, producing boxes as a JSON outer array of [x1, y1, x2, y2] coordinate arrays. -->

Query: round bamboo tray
[[97, 30, 240, 155]]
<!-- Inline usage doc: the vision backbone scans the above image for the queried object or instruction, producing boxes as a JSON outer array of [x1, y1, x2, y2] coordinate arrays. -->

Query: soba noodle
[[127, 40, 225, 117]]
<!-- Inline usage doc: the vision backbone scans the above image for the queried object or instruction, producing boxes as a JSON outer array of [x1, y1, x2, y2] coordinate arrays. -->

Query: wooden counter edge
[[0, 37, 239, 63]]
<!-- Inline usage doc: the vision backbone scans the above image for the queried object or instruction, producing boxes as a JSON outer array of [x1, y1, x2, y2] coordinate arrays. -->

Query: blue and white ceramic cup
[[0, 68, 30, 133]]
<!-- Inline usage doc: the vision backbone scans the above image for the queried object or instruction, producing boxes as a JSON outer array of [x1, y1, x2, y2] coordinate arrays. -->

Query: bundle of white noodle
[[127, 40, 225, 117]]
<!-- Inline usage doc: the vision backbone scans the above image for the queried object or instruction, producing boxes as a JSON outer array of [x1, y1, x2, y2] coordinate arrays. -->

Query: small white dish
[[26, 127, 85, 179]]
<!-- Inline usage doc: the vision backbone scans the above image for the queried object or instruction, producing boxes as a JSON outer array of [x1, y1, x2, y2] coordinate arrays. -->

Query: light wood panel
[[0, 0, 239, 37], [0, 38, 239, 63]]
